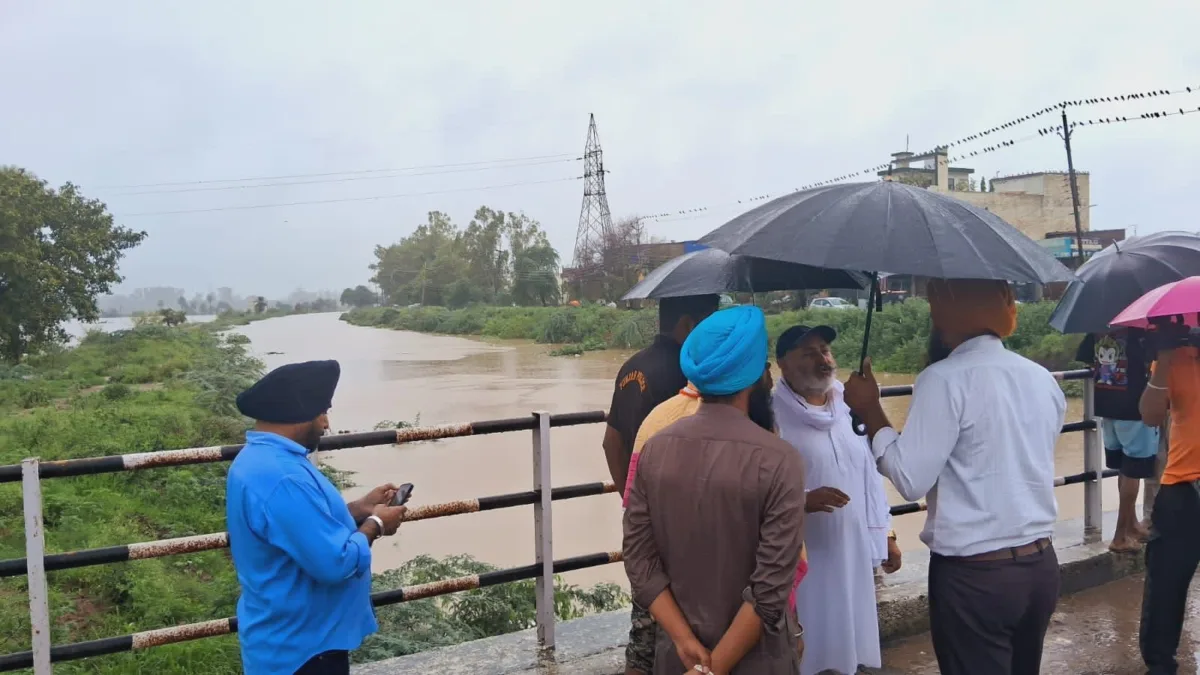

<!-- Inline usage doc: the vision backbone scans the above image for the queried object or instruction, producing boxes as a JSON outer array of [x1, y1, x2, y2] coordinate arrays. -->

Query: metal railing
[[0, 370, 1104, 673]]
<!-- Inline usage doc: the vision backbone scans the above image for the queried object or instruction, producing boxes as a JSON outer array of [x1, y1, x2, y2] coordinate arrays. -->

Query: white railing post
[[22, 459, 52, 674], [531, 412, 555, 652], [1082, 378, 1103, 542]]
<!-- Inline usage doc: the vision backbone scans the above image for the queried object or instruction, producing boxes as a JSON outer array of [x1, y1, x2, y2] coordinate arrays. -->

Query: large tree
[[368, 207, 561, 308], [369, 211, 467, 306], [0, 167, 146, 362]]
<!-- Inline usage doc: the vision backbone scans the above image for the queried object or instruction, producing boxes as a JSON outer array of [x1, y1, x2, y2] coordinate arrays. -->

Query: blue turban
[[680, 305, 768, 396]]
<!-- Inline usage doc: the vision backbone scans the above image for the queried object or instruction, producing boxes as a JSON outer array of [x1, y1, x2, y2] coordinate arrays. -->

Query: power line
[[96, 153, 578, 190], [1035, 105, 1200, 136], [115, 176, 581, 217], [107, 157, 580, 196], [640, 96, 1200, 225], [930, 84, 1199, 152], [796, 84, 1200, 191]]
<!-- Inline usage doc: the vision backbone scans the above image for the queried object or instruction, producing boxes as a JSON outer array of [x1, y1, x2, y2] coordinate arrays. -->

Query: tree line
[[1, 161, 664, 363], [354, 209, 672, 309]]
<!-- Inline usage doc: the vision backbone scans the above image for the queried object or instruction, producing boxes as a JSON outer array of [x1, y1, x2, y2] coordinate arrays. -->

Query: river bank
[[0, 325, 257, 673], [341, 299, 1084, 374]]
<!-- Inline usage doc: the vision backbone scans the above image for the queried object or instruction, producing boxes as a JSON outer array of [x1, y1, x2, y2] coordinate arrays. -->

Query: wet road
[[883, 573, 1200, 674]]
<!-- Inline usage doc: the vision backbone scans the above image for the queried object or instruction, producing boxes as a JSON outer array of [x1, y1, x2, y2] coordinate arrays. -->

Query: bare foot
[[1109, 537, 1143, 553], [1134, 522, 1151, 541]]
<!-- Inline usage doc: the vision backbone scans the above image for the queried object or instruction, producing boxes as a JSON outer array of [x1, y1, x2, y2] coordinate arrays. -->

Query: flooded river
[[230, 312, 1118, 590]]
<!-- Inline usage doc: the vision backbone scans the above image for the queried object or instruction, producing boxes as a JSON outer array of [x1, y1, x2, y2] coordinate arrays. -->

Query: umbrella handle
[[850, 411, 868, 436], [851, 273, 882, 437]]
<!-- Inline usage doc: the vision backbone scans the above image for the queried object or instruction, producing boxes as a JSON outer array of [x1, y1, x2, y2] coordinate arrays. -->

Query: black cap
[[775, 325, 837, 360], [236, 360, 341, 424]]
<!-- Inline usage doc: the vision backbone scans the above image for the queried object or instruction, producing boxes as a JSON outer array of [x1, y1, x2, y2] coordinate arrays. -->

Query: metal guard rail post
[[4, 369, 1101, 672]]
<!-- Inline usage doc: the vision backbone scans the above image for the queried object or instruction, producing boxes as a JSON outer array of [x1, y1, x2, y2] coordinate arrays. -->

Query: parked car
[[808, 297, 857, 310]]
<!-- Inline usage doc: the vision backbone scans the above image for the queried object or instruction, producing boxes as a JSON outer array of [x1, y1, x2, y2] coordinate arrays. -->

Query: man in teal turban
[[623, 305, 807, 675], [681, 304, 777, 431]]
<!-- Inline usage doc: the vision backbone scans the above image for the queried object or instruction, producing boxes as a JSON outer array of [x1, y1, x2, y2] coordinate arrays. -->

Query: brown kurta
[[623, 403, 806, 675]]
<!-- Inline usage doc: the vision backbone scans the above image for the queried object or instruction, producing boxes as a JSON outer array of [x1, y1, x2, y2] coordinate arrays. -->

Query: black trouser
[[928, 543, 1060, 675], [295, 650, 349, 675], [1141, 482, 1200, 674]]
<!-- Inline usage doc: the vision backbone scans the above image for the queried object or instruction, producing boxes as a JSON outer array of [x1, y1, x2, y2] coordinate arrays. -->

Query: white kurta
[[773, 379, 889, 675]]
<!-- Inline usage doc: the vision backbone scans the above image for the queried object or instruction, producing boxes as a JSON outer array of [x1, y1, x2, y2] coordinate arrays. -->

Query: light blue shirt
[[870, 335, 1066, 557], [226, 431, 377, 674]]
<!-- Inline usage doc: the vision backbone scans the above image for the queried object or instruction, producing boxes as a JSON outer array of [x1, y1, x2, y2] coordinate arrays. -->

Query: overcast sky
[[3, 1, 1198, 298]]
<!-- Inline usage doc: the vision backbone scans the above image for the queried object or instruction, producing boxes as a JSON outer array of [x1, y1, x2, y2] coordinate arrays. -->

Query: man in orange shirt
[[1138, 324, 1200, 674]]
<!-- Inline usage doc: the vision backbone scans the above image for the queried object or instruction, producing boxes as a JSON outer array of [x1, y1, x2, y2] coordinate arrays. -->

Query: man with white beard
[[772, 325, 900, 675]]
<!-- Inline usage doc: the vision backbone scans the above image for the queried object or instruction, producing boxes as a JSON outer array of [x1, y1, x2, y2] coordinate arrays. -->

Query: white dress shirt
[[871, 335, 1066, 557]]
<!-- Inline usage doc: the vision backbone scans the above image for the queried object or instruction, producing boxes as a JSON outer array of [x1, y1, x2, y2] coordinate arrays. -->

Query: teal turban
[[680, 305, 768, 397]]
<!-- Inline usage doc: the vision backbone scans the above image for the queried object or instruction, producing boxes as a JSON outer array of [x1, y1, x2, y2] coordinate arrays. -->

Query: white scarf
[[774, 377, 891, 565]]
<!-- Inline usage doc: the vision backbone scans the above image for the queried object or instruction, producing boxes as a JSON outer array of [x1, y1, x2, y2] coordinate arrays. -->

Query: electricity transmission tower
[[571, 114, 613, 270]]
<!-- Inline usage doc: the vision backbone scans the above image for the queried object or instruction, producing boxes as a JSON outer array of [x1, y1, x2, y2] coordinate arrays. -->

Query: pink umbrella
[[1110, 276, 1200, 329]]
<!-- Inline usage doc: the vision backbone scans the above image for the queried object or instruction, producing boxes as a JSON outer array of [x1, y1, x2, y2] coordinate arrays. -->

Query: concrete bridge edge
[[351, 510, 1143, 675]]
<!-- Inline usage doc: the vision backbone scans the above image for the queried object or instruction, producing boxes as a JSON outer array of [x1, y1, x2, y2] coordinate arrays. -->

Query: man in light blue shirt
[[227, 360, 408, 675], [845, 279, 1064, 675]]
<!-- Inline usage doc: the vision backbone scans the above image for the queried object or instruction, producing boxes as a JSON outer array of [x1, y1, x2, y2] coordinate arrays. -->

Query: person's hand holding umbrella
[[844, 356, 889, 438]]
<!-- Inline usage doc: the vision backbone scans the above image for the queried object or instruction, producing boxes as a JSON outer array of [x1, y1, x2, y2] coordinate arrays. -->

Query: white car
[[809, 297, 856, 310]]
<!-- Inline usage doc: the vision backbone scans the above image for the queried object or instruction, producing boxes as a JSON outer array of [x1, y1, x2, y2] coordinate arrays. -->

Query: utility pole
[[1059, 106, 1087, 267], [569, 114, 614, 298], [420, 262, 428, 306]]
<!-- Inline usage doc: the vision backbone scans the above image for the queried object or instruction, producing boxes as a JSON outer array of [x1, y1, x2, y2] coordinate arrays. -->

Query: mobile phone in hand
[[390, 483, 414, 507]]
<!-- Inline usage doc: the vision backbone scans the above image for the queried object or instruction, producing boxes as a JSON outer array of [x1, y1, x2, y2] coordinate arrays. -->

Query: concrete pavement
[[882, 572, 1200, 674]]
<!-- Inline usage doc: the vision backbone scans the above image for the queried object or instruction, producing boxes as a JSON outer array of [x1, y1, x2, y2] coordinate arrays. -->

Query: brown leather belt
[[953, 537, 1052, 562]]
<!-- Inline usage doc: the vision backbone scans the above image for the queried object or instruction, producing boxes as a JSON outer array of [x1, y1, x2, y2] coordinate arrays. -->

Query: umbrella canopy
[[1050, 231, 1200, 334], [1111, 276, 1200, 329], [621, 248, 868, 301], [697, 181, 1074, 284]]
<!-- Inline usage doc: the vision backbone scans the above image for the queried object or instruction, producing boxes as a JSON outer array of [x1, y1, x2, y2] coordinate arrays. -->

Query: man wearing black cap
[[772, 325, 898, 675], [226, 360, 408, 675]]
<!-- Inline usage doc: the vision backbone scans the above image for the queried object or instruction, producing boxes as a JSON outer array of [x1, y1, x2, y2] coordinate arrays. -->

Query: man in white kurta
[[772, 324, 900, 675]]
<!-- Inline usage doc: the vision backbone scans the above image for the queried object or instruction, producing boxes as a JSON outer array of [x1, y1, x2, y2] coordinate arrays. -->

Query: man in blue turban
[[623, 306, 807, 674], [226, 360, 409, 675]]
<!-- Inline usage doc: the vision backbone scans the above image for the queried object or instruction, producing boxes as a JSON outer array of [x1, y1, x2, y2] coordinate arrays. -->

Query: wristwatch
[[366, 515, 386, 537], [887, 529, 897, 540]]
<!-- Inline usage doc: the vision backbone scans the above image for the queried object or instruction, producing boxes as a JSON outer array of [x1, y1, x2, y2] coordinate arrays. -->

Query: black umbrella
[[1050, 230, 1200, 334], [698, 181, 1074, 283], [698, 181, 1074, 434], [621, 248, 868, 301]]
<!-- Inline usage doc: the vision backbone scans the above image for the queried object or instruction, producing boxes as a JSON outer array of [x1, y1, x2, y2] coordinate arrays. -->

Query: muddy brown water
[[231, 312, 1120, 590]]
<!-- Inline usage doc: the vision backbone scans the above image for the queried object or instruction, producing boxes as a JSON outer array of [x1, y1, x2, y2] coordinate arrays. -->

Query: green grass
[[207, 306, 303, 328], [0, 326, 257, 673], [342, 304, 659, 353], [342, 300, 1086, 375], [0, 323, 626, 673]]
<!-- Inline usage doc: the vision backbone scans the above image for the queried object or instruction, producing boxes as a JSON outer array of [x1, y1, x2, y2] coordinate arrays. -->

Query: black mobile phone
[[390, 483, 414, 507]]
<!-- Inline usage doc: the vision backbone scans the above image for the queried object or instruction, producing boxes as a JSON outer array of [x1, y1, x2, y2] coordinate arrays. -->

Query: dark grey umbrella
[[698, 181, 1075, 284], [699, 180, 1074, 435], [1050, 231, 1200, 334], [621, 248, 868, 301]]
